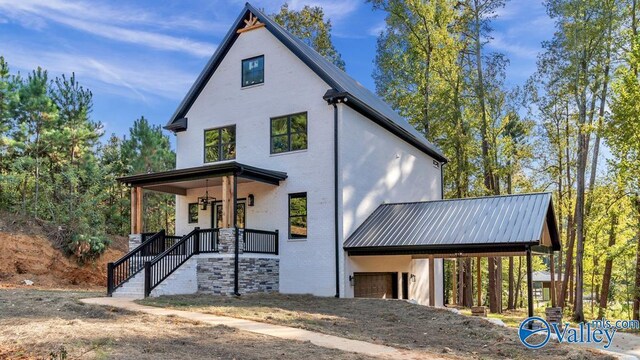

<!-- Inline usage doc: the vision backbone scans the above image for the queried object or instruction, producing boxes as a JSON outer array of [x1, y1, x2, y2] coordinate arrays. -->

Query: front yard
[[0, 288, 370, 359], [140, 293, 611, 359]]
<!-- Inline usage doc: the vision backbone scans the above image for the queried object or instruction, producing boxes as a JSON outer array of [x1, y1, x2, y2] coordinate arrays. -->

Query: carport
[[343, 192, 561, 318]]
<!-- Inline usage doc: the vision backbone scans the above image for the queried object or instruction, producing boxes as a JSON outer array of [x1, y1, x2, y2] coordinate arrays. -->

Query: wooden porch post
[[452, 259, 457, 305], [429, 256, 435, 306], [550, 252, 556, 307], [476, 257, 482, 306], [221, 176, 234, 228], [131, 186, 143, 234]]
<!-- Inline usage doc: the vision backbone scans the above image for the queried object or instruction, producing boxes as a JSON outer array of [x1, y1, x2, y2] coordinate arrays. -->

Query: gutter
[[324, 89, 348, 298]]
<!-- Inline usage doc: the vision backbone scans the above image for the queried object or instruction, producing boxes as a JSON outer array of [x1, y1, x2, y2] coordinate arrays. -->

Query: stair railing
[[144, 228, 201, 297], [107, 229, 165, 295]]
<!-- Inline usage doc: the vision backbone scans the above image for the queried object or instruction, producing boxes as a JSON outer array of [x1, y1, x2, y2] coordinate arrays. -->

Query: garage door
[[353, 272, 398, 299]]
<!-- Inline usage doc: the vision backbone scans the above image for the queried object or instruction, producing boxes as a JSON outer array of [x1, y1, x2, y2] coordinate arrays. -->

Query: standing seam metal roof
[[343, 193, 560, 252]]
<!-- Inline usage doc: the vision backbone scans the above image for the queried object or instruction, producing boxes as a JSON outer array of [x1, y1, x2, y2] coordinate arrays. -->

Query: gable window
[[242, 55, 264, 87], [188, 203, 199, 224], [204, 125, 236, 163], [288, 193, 307, 239], [271, 112, 307, 154]]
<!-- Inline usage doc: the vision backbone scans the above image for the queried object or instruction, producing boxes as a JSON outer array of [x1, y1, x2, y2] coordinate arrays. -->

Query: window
[[271, 112, 307, 154], [188, 203, 199, 224], [214, 201, 246, 228], [288, 193, 307, 239], [242, 55, 264, 87], [204, 126, 236, 163]]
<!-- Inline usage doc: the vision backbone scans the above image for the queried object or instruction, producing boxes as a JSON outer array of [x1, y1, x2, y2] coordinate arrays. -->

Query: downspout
[[440, 162, 446, 305], [333, 102, 340, 298], [323, 89, 348, 299]]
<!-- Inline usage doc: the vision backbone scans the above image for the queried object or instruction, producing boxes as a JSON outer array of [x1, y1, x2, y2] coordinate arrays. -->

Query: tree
[[122, 117, 176, 233], [273, 3, 346, 70], [608, 16, 640, 318]]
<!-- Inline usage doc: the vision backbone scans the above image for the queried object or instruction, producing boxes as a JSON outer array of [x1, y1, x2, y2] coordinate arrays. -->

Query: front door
[[353, 272, 398, 299], [212, 200, 246, 228]]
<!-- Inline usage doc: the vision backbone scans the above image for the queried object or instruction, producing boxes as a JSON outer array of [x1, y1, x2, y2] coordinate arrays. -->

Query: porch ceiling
[[117, 162, 287, 194]]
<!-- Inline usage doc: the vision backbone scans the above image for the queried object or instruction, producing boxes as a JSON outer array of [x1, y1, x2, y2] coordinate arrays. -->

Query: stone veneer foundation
[[196, 228, 279, 295]]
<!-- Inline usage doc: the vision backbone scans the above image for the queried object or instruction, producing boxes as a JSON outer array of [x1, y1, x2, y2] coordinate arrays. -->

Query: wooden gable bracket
[[237, 12, 265, 34]]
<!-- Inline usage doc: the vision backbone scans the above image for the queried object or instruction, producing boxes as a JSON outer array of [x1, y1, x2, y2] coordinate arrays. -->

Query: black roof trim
[[164, 3, 447, 162], [346, 242, 539, 256], [164, 117, 187, 132], [117, 162, 287, 187]]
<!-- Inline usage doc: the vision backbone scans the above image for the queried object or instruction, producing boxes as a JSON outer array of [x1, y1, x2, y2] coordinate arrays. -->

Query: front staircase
[[107, 227, 278, 298]]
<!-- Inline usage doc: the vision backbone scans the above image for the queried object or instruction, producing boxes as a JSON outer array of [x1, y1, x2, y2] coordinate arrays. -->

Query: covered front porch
[[118, 161, 287, 240], [109, 162, 287, 297]]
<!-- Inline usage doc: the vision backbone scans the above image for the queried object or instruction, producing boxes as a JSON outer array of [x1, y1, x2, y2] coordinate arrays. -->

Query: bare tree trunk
[[599, 213, 616, 318], [633, 196, 640, 320]]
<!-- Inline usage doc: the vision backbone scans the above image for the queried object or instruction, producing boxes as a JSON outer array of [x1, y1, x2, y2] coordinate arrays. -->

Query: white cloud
[[5, 44, 199, 102], [0, 0, 218, 57], [488, 33, 539, 58], [286, 0, 360, 21], [368, 20, 386, 37]]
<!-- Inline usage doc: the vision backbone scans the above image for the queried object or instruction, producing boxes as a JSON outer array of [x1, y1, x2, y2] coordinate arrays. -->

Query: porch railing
[[107, 229, 166, 295], [244, 228, 278, 255]]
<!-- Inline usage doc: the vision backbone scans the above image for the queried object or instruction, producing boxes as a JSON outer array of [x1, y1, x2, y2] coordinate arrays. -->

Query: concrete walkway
[[81, 297, 441, 360]]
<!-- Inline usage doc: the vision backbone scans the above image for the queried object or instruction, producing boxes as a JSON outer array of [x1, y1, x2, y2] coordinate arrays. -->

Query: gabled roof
[[344, 193, 561, 255], [164, 3, 447, 163]]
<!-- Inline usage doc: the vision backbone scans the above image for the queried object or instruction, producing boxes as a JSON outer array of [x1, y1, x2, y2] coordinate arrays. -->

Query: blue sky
[[0, 0, 555, 143]]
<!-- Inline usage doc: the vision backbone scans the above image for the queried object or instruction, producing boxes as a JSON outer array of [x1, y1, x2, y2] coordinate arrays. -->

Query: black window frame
[[204, 125, 236, 163], [188, 203, 199, 224], [241, 55, 264, 87], [270, 112, 308, 154], [288, 192, 307, 239]]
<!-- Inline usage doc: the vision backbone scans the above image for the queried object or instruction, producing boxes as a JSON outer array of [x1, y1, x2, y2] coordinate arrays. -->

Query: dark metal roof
[[117, 162, 287, 186], [164, 3, 447, 163], [344, 193, 560, 255]]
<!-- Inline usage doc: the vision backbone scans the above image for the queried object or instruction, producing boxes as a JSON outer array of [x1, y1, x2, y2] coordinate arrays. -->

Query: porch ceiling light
[[198, 179, 216, 210]]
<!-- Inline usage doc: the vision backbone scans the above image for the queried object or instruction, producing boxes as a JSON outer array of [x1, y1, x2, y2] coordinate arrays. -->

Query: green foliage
[[272, 3, 346, 70], [0, 57, 176, 262]]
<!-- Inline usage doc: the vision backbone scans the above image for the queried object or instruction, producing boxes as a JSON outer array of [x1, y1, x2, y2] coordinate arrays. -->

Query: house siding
[[173, 27, 337, 297], [338, 104, 443, 303]]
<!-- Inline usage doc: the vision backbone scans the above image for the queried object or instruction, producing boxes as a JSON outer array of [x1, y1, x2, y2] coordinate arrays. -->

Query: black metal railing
[[244, 228, 278, 255], [107, 230, 165, 295], [145, 228, 200, 297], [199, 228, 219, 252]]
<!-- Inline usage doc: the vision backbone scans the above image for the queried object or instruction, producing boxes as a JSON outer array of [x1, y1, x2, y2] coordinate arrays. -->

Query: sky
[[0, 0, 556, 144]]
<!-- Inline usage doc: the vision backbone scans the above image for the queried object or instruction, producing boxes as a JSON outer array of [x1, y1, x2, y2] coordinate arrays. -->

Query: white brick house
[[111, 3, 450, 306]]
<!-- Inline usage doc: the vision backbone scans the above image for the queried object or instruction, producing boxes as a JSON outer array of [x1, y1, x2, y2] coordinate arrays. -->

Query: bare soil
[[0, 288, 372, 359], [0, 211, 128, 289], [140, 293, 613, 360], [0, 232, 126, 289]]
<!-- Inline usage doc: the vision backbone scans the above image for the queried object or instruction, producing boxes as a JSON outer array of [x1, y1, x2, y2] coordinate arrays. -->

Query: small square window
[[188, 203, 199, 224], [204, 125, 236, 163], [289, 193, 307, 239], [242, 55, 264, 87], [271, 112, 308, 154]]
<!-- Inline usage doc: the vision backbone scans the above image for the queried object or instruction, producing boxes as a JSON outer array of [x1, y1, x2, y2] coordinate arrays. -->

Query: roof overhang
[[117, 162, 287, 191], [344, 193, 561, 256]]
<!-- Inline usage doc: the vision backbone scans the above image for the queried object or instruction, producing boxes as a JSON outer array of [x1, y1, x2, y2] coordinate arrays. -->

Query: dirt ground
[[0, 211, 127, 289], [0, 288, 373, 360], [141, 293, 613, 360]]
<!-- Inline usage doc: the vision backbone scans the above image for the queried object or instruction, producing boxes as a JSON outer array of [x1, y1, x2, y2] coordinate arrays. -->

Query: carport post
[[476, 257, 481, 306], [526, 247, 534, 319]]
